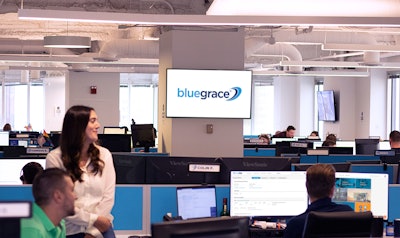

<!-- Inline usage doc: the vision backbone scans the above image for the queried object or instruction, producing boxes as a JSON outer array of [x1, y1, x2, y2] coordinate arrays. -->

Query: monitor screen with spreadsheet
[[230, 171, 308, 217], [177, 185, 217, 220], [0, 131, 9, 146]]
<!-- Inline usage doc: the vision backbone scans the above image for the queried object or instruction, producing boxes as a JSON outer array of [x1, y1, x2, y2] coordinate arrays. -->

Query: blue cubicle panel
[[150, 186, 230, 224], [389, 185, 400, 221], [112, 186, 143, 230], [299, 155, 379, 164], [300, 155, 318, 163], [317, 155, 378, 163], [0, 186, 33, 200], [350, 164, 398, 184], [243, 148, 275, 157], [0, 185, 143, 231], [1, 185, 400, 230]]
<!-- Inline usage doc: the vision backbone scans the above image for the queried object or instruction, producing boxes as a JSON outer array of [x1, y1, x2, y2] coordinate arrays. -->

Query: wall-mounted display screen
[[166, 69, 252, 119], [317, 90, 336, 121]]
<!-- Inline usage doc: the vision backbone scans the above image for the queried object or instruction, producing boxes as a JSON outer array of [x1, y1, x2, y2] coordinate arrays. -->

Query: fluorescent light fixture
[[43, 36, 91, 48], [252, 70, 370, 77], [280, 61, 362, 68], [280, 61, 400, 69], [18, 9, 400, 27], [207, 0, 400, 17], [0, 55, 158, 65], [322, 43, 400, 52]]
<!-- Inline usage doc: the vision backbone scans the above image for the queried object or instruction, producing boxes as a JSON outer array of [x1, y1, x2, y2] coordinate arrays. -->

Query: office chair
[[302, 211, 373, 238]]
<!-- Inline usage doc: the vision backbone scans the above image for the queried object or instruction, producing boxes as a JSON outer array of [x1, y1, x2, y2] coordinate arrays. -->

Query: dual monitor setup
[[150, 170, 388, 238], [273, 138, 385, 156], [95, 124, 156, 153], [0, 123, 157, 154]]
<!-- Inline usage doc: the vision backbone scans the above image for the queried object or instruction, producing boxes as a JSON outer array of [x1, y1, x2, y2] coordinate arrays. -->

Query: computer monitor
[[0, 158, 46, 185], [49, 132, 61, 148], [103, 126, 128, 134], [9, 131, 40, 139], [271, 137, 296, 145], [97, 134, 131, 152], [276, 141, 313, 156], [176, 185, 217, 220], [0, 131, 9, 146], [145, 156, 221, 184], [151, 216, 250, 238], [355, 139, 380, 155], [0, 201, 32, 238], [375, 149, 400, 164], [112, 153, 146, 184], [131, 124, 156, 152], [316, 146, 354, 155], [333, 172, 389, 220], [230, 171, 308, 218], [218, 157, 296, 184]]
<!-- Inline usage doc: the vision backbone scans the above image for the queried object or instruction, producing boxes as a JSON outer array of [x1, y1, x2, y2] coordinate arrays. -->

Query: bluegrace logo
[[177, 87, 242, 101]]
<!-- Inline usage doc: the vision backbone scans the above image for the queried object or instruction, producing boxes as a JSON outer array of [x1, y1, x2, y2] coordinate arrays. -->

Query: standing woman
[[46, 105, 116, 238]]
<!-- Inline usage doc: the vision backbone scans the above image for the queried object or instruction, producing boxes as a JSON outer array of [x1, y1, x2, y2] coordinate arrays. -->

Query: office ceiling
[[1, 0, 400, 82]]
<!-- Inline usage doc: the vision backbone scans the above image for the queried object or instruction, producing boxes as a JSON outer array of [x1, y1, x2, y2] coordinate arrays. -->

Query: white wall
[[369, 69, 389, 139], [67, 72, 120, 129], [323, 69, 388, 140], [273, 76, 315, 137], [44, 76, 65, 132], [323, 76, 357, 140]]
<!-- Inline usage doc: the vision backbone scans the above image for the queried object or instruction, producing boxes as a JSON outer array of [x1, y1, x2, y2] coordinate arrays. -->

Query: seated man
[[21, 168, 76, 238], [272, 125, 296, 138], [283, 164, 353, 238], [390, 130, 400, 151]]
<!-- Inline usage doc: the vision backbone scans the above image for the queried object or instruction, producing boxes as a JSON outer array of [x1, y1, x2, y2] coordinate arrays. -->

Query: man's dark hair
[[32, 168, 71, 206], [322, 139, 336, 147], [390, 130, 400, 142], [325, 134, 337, 143], [286, 125, 296, 131], [306, 164, 336, 199]]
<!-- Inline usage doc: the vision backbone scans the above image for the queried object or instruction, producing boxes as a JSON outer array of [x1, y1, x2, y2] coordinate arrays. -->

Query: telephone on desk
[[163, 213, 182, 221]]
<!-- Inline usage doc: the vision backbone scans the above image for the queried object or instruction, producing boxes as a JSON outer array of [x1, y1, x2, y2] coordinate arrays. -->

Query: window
[[1, 79, 44, 132], [243, 81, 274, 136], [119, 73, 159, 129], [389, 73, 400, 131], [315, 82, 324, 137]]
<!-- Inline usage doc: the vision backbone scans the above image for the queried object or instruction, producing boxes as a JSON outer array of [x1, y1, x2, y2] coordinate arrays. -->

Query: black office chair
[[302, 211, 373, 238]]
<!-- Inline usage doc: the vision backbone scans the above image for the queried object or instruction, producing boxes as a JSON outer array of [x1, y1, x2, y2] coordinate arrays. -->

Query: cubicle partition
[[2, 184, 400, 236]]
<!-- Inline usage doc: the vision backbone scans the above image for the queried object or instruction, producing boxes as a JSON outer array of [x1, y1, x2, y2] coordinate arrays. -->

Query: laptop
[[176, 185, 217, 220]]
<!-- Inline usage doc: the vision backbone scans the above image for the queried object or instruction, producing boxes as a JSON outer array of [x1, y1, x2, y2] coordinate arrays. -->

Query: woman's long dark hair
[[60, 105, 104, 182]]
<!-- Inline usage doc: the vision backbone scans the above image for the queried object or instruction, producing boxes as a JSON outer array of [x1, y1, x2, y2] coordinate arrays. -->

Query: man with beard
[[21, 168, 76, 238]]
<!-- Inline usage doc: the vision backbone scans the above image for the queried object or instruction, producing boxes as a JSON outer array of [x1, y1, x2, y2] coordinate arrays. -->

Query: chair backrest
[[302, 211, 373, 238]]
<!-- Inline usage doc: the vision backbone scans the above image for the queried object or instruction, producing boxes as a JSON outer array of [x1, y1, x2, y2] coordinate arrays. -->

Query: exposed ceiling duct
[[0, 0, 399, 76]]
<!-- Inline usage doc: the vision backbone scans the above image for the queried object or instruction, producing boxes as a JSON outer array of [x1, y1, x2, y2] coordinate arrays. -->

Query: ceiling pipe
[[97, 39, 159, 61], [274, 30, 381, 65], [251, 43, 303, 73]]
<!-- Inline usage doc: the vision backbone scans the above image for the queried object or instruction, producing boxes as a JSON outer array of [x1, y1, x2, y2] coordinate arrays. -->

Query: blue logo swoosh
[[227, 87, 242, 101]]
